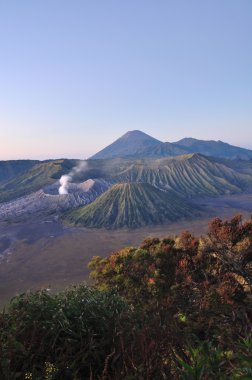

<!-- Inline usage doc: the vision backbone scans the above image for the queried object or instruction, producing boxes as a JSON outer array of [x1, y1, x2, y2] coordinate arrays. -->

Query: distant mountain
[[0, 160, 39, 183], [218, 158, 252, 176], [64, 183, 199, 229], [90, 131, 252, 160], [1, 130, 252, 230], [90, 130, 161, 159], [0, 159, 78, 203], [1, 153, 252, 205], [111, 154, 252, 197], [130, 141, 191, 158], [175, 138, 252, 160]]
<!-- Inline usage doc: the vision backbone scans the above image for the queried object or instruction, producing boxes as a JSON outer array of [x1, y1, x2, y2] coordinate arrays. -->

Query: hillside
[[130, 141, 191, 158], [91, 130, 161, 159], [111, 154, 252, 197], [64, 182, 199, 229], [0, 159, 79, 203], [90, 130, 252, 160], [1, 153, 252, 219], [82, 155, 252, 198], [175, 137, 252, 160], [0, 160, 39, 183], [0, 179, 110, 221], [216, 158, 252, 176]]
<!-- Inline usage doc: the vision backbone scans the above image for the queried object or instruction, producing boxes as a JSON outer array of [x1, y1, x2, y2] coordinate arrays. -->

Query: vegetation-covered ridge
[[64, 182, 199, 229], [0, 160, 39, 184], [0, 159, 79, 203], [112, 153, 252, 196], [1, 215, 252, 379]]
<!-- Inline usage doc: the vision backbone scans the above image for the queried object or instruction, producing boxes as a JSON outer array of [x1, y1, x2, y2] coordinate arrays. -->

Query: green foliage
[[0, 286, 131, 379], [176, 338, 252, 380], [88, 237, 179, 302]]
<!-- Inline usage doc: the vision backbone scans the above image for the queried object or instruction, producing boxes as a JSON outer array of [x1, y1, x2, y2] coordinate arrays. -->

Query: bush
[[1, 215, 252, 379], [0, 286, 131, 379]]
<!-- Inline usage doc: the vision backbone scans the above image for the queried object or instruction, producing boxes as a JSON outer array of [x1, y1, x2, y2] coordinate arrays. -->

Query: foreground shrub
[[176, 337, 252, 380], [89, 216, 252, 343], [0, 286, 131, 379], [88, 215, 252, 377], [1, 215, 252, 379]]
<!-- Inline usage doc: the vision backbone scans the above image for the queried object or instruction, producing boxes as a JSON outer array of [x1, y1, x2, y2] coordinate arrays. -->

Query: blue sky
[[0, 0, 251, 159]]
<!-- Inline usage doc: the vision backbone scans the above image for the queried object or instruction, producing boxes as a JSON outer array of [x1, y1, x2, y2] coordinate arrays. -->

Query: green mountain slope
[[64, 183, 199, 229], [0, 160, 39, 183], [0, 159, 78, 203], [111, 154, 252, 197]]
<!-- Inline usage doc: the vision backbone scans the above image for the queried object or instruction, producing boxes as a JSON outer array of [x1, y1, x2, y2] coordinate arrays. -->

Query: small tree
[[202, 215, 252, 287]]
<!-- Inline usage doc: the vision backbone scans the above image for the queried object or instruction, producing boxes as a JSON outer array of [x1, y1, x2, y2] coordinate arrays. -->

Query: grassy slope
[[65, 182, 199, 229], [0, 160, 39, 183], [0, 158, 119, 203], [111, 154, 252, 196], [0, 159, 78, 203]]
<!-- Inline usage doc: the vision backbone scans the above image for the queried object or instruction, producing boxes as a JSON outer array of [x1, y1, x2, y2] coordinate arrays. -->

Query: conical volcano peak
[[120, 130, 160, 141], [90, 130, 161, 159], [64, 182, 198, 229]]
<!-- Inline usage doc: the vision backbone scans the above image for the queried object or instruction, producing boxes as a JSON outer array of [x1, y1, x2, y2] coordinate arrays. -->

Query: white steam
[[59, 175, 72, 195], [58, 161, 88, 195]]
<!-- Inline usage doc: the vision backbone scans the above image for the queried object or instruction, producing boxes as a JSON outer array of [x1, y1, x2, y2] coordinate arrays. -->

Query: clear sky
[[0, 0, 251, 159]]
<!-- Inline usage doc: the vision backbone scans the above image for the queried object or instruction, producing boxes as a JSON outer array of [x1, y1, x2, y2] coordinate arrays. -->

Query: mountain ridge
[[64, 182, 200, 229], [110, 153, 252, 197], [1, 153, 252, 205], [0, 160, 40, 183], [90, 130, 252, 160], [175, 138, 252, 160]]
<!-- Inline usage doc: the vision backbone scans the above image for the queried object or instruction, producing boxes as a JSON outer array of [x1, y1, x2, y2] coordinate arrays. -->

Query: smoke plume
[[58, 161, 88, 195], [59, 175, 72, 195]]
